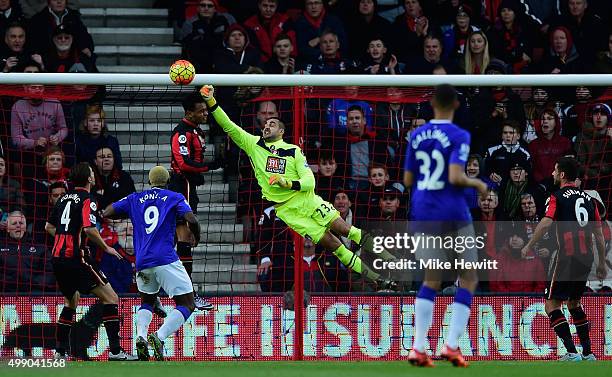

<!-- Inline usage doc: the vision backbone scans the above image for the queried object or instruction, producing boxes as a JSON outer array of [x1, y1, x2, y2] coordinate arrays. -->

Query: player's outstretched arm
[[184, 211, 201, 245], [199, 85, 258, 153], [521, 217, 553, 258], [102, 203, 117, 219], [84, 226, 123, 260], [44, 222, 56, 237]]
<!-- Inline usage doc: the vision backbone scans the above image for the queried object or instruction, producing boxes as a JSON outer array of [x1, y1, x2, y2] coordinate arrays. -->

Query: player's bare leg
[[149, 293, 196, 361], [90, 284, 137, 361], [55, 292, 80, 359], [567, 299, 594, 360], [545, 299, 581, 361], [135, 293, 157, 361]]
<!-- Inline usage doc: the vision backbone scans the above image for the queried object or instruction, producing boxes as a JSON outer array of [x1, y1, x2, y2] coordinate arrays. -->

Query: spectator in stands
[[75, 104, 122, 170], [407, 34, 454, 74], [323, 86, 373, 137], [523, 86, 556, 143], [527, 109, 572, 185], [263, 33, 296, 73], [10, 67, 68, 176], [332, 188, 355, 248], [463, 154, 498, 210], [315, 150, 344, 203], [518, 193, 554, 266], [575, 103, 611, 194], [29, 0, 94, 58], [470, 72, 526, 152], [435, 0, 484, 28], [390, 0, 438, 64], [546, 0, 607, 66], [378, 185, 404, 220], [472, 189, 506, 280], [334, 105, 387, 190], [243, 0, 296, 63], [0, 155, 24, 223], [374, 87, 423, 180], [213, 24, 261, 74], [92, 146, 135, 210], [40, 180, 66, 246], [442, 4, 480, 63], [489, 224, 546, 293], [1, 22, 43, 72], [344, 0, 391, 60], [23, 146, 69, 243], [0, 0, 24, 41], [534, 26, 583, 74], [355, 162, 401, 222], [301, 29, 356, 74], [181, 0, 232, 73], [256, 206, 295, 292], [295, 0, 347, 61], [0, 210, 50, 293], [460, 30, 490, 74], [484, 120, 531, 186], [594, 30, 612, 73], [43, 23, 97, 74], [487, 0, 540, 73], [98, 219, 136, 294], [562, 85, 595, 140], [498, 160, 546, 219], [357, 37, 401, 75]]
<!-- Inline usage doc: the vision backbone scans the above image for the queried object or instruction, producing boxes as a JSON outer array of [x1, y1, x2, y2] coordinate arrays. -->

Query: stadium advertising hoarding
[[1, 296, 611, 360]]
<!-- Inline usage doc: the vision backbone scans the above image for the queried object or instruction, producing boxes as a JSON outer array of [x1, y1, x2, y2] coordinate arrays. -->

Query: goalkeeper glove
[[200, 85, 217, 107], [269, 174, 291, 189]]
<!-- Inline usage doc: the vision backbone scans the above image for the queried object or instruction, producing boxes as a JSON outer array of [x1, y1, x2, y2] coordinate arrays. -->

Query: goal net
[[0, 74, 610, 361]]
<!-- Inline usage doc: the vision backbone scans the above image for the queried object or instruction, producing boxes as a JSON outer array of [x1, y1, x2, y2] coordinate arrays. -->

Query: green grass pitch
[[3, 361, 612, 377]]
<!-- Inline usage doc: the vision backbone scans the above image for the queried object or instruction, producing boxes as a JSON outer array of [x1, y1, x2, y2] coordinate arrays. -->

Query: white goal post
[[1, 73, 612, 87]]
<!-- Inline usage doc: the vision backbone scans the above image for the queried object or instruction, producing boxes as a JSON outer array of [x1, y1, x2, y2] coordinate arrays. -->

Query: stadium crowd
[[0, 0, 610, 295]]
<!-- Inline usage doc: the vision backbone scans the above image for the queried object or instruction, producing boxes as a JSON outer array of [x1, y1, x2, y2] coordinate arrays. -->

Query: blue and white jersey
[[112, 188, 192, 271], [404, 119, 472, 222]]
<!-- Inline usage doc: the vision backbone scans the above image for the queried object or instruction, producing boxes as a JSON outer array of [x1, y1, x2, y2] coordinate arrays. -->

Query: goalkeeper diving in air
[[200, 85, 392, 286]]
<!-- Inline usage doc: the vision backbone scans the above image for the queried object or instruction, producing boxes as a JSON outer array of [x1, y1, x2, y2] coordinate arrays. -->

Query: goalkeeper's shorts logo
[[266, 156, 286, 174]]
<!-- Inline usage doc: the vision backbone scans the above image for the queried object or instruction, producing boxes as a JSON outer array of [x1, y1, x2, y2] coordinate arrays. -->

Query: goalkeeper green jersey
[[210, 106, 316, 203]]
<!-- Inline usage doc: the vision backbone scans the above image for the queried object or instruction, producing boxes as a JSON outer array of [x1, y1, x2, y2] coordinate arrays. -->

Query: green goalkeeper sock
[[348, 226, 362, 244], [332, 244, 380, 280]]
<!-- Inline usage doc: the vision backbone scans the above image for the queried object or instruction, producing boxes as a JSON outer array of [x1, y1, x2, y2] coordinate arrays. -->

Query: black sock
[[570, 306, 592, 355], [56, 307, 75, 354], [549, 309, 577, 354], [177, 241, 193, 277], [102, 304, 121, 354]]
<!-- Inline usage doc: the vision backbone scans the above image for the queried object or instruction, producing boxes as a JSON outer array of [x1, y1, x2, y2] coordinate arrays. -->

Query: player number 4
[[60, 202, 71, 231], [144, 206, 160, 234], [416, 150, 445, 190], [574, 198, 588, 227]]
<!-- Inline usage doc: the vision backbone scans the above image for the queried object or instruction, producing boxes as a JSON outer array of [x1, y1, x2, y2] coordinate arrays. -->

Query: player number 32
[[416, 150, 445, 190]]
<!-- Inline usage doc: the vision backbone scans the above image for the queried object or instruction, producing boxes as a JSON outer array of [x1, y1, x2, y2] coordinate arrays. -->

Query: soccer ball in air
[[169, 60, 196, 85]]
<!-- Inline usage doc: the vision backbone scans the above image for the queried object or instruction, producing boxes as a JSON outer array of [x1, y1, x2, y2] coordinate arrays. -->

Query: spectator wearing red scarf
[[243, 0, 297, 62], [294, 0, 347, 61], [487, 0, 540, 73]]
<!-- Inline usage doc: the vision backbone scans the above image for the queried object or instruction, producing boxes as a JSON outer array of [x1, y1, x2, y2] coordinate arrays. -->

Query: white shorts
[[136, 260, 193, 298]]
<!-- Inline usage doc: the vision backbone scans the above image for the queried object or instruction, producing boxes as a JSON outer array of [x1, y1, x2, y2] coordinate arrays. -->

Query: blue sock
[[176, 305, 192, 321]]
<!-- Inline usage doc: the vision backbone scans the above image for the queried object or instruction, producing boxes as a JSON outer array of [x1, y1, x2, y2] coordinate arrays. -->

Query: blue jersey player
[[403, 84, 487, 367], [103, 166, 202, 361]]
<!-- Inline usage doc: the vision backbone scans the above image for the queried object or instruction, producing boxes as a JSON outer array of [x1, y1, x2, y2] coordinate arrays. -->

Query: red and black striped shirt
[[48, 188, 98, 260], [544, 183, 602, 259]]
